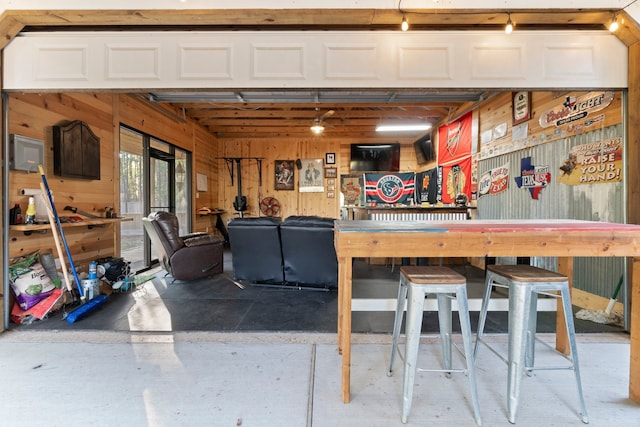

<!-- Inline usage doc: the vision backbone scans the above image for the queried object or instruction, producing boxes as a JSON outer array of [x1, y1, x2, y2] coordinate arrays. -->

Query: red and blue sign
[[514, 157, 551, 200], [364, 173, 415, 204]]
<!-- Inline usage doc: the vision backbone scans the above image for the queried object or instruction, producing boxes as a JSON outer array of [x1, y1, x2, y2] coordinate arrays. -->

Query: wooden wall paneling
[[477, 92, 512, 139], [8, 91, 220, 273], [193, 124, 219, 233], [218, 137, 343, 221], [117, 94, 220, 235], [7, 93, 117, 269], [217, 135, 427, 221], [298, 137, 331, 218], [117, 95, 193, 152], [479, 91, 623, 144], [259, 139, 292, 219], [0, 64, 4, 330], [627, 44, 640, 397], [111, 95, 122, 258], [219, 139, 250, 222], [628, 45, 640, 226]]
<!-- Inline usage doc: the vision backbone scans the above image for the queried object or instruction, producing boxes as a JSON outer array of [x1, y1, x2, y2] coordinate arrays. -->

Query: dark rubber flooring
[[12, 250, 624, 335]]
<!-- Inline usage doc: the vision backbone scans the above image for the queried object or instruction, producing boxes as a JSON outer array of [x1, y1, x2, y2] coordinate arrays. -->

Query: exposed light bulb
[[609, 14, 619, 32], [401, 15, 409, 32], [310, 121, 325, 134], [505, 14, 514, 34]]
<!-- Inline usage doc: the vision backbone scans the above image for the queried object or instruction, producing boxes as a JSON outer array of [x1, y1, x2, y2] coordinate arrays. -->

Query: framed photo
[[341, 174, 364, 206], [327, 185, 335, 191], [325, 167, 337, 178], [196, 173, 208, 192], [327, 178, 335, 185], [326, 152, 336, 165], [327, 192, 335, 198], [275, 160, 295, 190], [512, 91, 531, 125], [299, 158, 324, 192]]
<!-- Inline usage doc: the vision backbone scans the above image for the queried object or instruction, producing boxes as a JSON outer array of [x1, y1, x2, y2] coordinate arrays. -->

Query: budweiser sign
[[539, 91, 614, 128]]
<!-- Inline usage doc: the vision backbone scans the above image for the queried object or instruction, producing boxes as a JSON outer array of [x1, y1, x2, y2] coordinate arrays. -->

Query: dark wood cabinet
[[53, 120, 100, 180]]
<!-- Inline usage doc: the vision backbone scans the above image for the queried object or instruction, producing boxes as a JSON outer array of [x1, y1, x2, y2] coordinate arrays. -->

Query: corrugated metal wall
[[477, 124, 625, 301]]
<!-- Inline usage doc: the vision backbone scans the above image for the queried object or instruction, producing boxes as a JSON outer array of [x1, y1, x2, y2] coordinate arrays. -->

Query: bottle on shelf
[[9, 203, 21, 225], [24, 197, 36, 224]]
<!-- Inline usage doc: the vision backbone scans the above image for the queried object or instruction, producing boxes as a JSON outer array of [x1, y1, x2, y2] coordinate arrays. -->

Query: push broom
[[38, 165, 107, 323], [576, 275, 624, 325]]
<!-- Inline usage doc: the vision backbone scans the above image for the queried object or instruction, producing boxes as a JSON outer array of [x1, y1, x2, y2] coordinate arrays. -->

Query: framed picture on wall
[[325, 167, 337, 178], [275, 160, 295, 190], [326, 152, 336, 165], [512, 91, 531, 125], [299, 158, 324, 192]]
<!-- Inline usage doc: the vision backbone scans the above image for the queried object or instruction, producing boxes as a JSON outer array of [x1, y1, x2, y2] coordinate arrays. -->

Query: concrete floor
[[0, 330, 635, 426], [4, 252, 636, 426]]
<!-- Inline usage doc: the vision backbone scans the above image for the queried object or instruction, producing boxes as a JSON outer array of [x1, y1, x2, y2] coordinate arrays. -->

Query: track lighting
[[609, 13, 619, 32], [505, 13, 514, 34], [401, 15, 409, 32], [376, 123, 431, 132]]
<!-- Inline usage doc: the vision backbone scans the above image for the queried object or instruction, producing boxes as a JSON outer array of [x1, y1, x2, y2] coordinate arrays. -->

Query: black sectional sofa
[[227, 215, 338, 289]]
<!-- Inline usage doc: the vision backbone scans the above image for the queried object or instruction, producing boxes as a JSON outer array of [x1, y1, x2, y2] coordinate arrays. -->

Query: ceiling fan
[[310, 109, 335, 134]]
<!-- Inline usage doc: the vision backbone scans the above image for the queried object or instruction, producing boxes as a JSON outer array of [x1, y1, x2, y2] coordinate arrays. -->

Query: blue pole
[[38, 165, 84, 299]]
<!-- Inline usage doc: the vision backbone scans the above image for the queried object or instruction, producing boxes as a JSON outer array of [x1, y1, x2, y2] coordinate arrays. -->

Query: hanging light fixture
[[310, 119, 325, 135], [401, 15, 409, 32], [505, 13, 514, 34], [175, 161, 186, 185], [609, 12, 619, 32]]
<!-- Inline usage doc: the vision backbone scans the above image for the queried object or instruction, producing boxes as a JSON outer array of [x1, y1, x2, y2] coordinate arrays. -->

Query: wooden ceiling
[[142, 89, 491, 140], [4, 7, 639, 141]]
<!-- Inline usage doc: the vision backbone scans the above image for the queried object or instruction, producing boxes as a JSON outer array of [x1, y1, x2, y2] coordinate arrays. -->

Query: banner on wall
[[415, 168, 439, 204], [557, 137, 622, 185], [539, 91, 614, 128], [478, 162, 510, 198], [514, 156, 551, 200], [438, 111, 473, 165], [439, 157, 472, 204], [364, 173, 415, 204]]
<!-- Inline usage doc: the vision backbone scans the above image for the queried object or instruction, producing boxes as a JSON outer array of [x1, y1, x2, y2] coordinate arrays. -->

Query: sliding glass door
[[119, 126, 191, 272]]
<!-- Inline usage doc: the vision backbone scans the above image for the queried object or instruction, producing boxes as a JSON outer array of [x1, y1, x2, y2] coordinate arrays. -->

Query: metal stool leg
[[457, 285, 483, 426], [436, 293, 453, 375], [389, 274, 408, 376], [559, 286, 589, 424], [401, 284, 426, 424], [507, 282, 533, 424], [474, 270, 496, 360], [524, 291, 538, 375]]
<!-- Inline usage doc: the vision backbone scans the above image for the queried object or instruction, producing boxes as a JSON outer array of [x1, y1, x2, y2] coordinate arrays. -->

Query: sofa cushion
[[282, 215, 334, 228], [228, 217, 282, 227], [280, 215, 337, 288], [227, 216, 284, 283], [184, 234, 224, 247], [148, 211, 184, 252]]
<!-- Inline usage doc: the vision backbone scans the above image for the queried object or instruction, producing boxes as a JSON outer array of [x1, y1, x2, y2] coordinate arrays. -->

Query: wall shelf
[[11, 217, 132, 235]]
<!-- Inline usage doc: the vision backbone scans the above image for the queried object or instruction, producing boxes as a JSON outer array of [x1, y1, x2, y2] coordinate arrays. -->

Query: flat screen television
[[413, 133, 435, 165], [350, 143, 400, 172]]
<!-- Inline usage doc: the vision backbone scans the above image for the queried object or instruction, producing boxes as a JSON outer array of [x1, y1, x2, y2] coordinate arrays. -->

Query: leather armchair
[[280, 215, 338, 288], [227, 217, 284, 284], [142, 211, 224, 281]]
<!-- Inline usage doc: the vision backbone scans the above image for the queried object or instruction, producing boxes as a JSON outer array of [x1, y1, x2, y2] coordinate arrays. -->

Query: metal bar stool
[[474, 264, 589, 424], [388, 266, 482, 425]]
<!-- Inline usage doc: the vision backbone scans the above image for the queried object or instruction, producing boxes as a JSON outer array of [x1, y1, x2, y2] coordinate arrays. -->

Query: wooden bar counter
[[334, 219, 640, 404]]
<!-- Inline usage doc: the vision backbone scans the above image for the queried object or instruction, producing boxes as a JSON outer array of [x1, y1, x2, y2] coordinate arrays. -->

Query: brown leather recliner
[[142, 211, 224, 281]]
